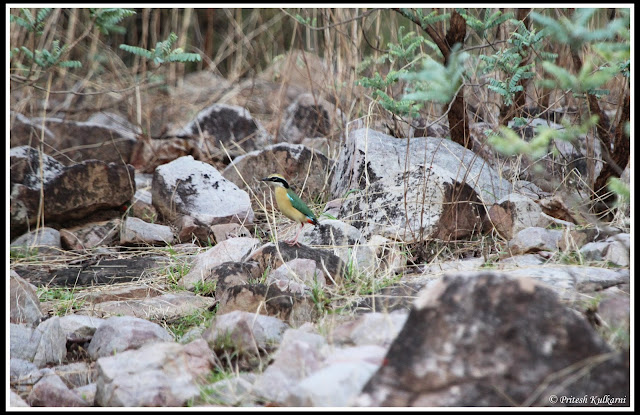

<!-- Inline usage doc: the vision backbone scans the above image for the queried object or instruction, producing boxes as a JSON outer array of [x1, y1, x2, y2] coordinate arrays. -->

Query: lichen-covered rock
[[278, 93, 335, 144], [171, 103, 271, 154], [95, 339, 215, 407], [330, 129, 511, 243], [298, 219, 377, 272], [152, 155, 254, 226], [10, 146, 135, 238], [355, 272, 629, 407]]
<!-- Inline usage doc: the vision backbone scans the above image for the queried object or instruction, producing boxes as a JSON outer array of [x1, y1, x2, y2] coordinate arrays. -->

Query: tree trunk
[[444, 10, 469, 148], [392, 8, 470, 148], [593, 90, 630, 211]]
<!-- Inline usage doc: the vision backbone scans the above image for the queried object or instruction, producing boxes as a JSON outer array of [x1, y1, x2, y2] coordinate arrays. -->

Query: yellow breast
[[274, 186, 308, 224]]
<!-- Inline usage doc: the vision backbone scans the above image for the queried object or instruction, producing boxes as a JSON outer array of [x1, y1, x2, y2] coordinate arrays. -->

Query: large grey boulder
[[10, 146, 135, 238], [152, 155, 254, 226], [355, 272, 629, 407], [330, 129, 511, 243], [171, 103, 271, 155]]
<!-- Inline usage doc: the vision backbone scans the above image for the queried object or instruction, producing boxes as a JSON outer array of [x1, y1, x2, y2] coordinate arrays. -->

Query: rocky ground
[[9, 63, 631, 408]]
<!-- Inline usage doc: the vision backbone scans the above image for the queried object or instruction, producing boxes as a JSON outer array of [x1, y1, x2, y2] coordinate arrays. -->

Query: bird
[[261, 174, 319, 246]]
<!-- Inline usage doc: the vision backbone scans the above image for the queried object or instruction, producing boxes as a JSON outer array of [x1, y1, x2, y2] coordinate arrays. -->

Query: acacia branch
[[392, 8, 451, 61]]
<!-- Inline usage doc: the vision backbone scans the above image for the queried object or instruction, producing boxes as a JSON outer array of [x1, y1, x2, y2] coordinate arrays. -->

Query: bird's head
[[261, 173, 289, 189]]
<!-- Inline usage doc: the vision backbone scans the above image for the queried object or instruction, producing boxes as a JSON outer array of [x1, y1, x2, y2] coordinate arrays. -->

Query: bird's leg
[[286, 223, 304, 247]]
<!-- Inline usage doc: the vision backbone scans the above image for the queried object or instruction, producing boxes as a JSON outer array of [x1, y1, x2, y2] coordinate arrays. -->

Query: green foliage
[[488, 116, 598, 159], [310, 277, 331, 314], [402, 44, 469, 104], [164, 252, 191, 289], [9, 7, 135, 78], [36, 286, 86, 316], [12, 40, 82, 70], [193, 280, 217, 296], [90, 8, 136, 35], [398, 8, 450, 29], [10, 8, 52, 34], [164, 308, 216, 341], [530, 8, 628, 50], [539, 59, 617, 95], [120, 32, 201, 66], [294, 14, 316, 27], [457, 8, 512, 36], [357, 27, 433, 118], [480, 19, 555, 107], [607, 177, 630, 206]]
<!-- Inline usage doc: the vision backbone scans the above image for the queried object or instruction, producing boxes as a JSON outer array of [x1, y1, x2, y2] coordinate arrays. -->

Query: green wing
[[286, 188, 317, 222]]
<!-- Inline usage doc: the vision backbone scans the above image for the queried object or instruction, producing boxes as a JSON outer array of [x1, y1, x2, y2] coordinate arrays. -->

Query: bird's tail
[[308, 217, 319, 227]]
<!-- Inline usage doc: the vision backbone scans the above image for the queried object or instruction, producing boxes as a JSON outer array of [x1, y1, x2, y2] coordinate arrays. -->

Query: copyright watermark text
[[548, 394, 627, 406]]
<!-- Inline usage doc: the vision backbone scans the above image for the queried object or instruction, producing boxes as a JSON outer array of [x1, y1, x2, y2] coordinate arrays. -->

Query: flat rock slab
[[87, 292, 216, 321], [14, 255, 167, 288]]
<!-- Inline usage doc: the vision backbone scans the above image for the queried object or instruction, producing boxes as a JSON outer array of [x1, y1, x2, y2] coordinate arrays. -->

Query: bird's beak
[[261, 177, 269, 182]]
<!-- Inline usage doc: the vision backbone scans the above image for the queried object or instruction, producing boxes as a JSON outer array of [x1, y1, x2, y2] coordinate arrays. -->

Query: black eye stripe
[[270, 177, 289, 187]]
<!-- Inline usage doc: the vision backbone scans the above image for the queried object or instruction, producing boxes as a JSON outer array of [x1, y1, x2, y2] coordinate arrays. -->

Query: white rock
[[330, 128, 511, 243], [203, 310, 288, 355], [87, 316, 173, 359], [95, 339, 215, 407], [120, 217, 175, 245], [285, 362, 379, 407], [152, 155, 254, 226], [181, 237, 260, 289], [508, 227, 563, 254]]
